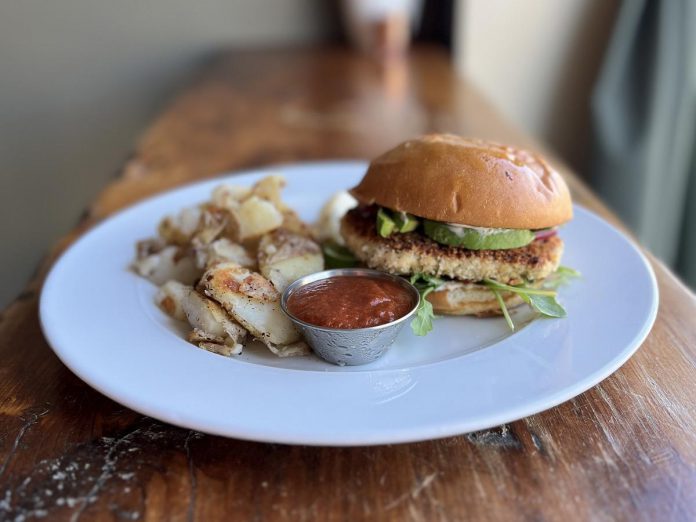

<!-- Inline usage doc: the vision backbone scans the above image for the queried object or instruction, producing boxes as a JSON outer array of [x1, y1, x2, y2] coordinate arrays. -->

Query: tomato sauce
[[287, 276, 415, 329]]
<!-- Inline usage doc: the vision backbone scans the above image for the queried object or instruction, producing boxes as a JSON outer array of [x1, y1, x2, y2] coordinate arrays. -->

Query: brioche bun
[[350, 134, 572, 229], [427, 281, 534, 316]]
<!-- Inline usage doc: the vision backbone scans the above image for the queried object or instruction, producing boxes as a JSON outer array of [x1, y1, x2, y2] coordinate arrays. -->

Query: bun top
[[350, 134, 573, 229]]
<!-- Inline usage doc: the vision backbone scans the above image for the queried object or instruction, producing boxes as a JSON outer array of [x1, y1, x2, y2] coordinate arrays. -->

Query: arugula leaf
[[483, 275, 570, 330], [527, 294, 566, 317], [483, 279, 557, 296], [557, 265, 581, 277], [544, 265, 581, 289], [409, 273, 442, 336], [409, 264, 577, 334], [411, 295, 435, 336], [410, 273, 444, 289], [490, 287, 515, 331]]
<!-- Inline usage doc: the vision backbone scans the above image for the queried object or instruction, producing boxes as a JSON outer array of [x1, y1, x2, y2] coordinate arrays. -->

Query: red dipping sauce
[[286, 276, 415, 329]]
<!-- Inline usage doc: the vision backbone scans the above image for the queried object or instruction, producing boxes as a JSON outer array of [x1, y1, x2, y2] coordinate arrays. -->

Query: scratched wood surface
[[1, 46, 696, 522]]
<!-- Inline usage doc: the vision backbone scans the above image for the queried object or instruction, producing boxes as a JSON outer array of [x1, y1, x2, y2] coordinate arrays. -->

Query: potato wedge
[[136, 237, 167, 260], [181, 288, 247, 345], [251, 175, 287, 210], [193, 204, 228, 245], [188, 328, 225, 345], [158, 207, 202, 246], [265, 340, 311, 357], [230, 196, 284, 242], [132, 246, 200, 285], [155, 281, 191, 321], [188, 328, 243, 356], [281, 208, 314, 237], [211, 184, 252, 211], [198, 341, 243, 357], [258, 229, 323, 292], [200, 262, 300, 347], [196, 238, 256, 270]]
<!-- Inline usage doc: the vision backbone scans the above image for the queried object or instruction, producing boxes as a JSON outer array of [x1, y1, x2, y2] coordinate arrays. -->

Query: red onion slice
[[534, 228, 558, 240]]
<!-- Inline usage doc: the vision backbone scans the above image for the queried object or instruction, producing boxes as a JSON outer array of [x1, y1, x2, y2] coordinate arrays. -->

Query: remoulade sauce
[[286, 276, 415, 329]]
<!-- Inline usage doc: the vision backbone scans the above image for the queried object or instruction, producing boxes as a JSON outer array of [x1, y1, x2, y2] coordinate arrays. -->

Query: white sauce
[[444, 223, 511, 237]]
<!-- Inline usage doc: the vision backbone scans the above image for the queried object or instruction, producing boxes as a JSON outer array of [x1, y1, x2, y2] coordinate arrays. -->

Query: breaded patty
[[341, 207, 563, 284]]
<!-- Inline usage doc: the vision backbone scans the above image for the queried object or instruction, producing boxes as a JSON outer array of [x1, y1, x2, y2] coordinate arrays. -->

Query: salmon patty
[[340, 206, 563, 284]]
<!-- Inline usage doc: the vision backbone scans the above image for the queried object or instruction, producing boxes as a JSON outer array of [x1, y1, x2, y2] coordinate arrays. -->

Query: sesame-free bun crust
[[427, 282, 525, 316], [350, 134, 573, 229]]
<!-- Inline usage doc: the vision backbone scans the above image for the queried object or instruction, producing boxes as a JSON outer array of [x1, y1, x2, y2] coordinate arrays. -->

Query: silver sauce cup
[[280, 269, 420, 366]]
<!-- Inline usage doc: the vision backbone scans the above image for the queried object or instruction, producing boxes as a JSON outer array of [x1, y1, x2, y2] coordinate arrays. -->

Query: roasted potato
[[136, 237, 167, 260], [188, 328, 243, 356], [200, 262, 301, 348], [155, 280, 190, 321], [251, 175, 287, 210], [181, 288, 247, 345], [230, 196, 284, 241], [196, 238, 256, 270], [193, 204, 228, 245], [258, 229, 323, 292], [132, 245, 200, 285], [211, 183, 252, 211], [158, 207, 202, 246], [265, 340, 311, 357], [281, 208, 314, 237], [134, 175, 321, 358]]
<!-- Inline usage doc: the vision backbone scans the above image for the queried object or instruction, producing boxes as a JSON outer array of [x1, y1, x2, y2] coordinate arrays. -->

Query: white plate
[[40, 162, 658, 446]]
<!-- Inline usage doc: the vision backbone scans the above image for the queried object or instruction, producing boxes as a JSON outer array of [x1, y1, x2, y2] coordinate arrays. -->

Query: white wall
[[455, 0, 619, 168], [0, 0, 333, 308]]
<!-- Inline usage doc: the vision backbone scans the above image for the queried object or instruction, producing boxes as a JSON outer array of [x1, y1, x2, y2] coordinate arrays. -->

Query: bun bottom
[[427, 282, 526, 317]]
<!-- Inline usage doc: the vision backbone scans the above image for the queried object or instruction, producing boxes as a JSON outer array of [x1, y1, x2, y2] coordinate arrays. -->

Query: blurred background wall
[[455, 0, 620, 172], [3, 0, 691, 308], [455, 0, 695, 289], [0, 0, 337, 308]]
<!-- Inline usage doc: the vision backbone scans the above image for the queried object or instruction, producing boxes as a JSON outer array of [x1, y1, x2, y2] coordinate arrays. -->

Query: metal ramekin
[[280, 268, 420, 366]]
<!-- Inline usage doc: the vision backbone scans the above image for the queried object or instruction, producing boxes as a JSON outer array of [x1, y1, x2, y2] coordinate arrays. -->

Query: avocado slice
[[423, 220, 534, 250], [393, 211, 420, 232], [377, 208, 396, 237]]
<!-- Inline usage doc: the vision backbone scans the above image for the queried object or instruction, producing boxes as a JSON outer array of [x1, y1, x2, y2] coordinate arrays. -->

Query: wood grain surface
[[2, 46, 695, 522]]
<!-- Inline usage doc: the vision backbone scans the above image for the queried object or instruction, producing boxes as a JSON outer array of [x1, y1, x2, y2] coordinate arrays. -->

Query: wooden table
[[2, 46, 695, 522]]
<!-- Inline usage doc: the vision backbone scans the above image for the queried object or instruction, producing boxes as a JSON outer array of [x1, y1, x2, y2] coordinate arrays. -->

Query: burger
[[339, 134, 575, 333]]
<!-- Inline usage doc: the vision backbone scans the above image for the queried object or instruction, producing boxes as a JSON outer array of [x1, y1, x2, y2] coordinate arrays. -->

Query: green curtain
[[591, 0, 696, 289]]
